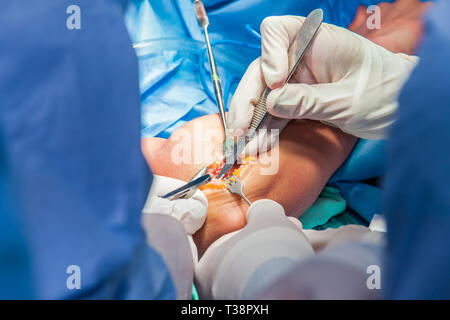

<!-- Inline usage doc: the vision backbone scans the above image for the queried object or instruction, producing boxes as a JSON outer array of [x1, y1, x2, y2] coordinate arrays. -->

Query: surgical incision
[[200, 156, 256, 190]]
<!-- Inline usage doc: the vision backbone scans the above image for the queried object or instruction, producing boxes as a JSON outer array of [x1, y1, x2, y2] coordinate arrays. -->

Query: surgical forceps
[[217, 8, 324, 179]]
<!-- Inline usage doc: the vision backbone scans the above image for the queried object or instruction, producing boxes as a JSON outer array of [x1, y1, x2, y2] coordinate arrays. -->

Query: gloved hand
[[195, 199, 313, 299], [227, 58, 290, 158], [228, 15, 419, 146], [142, 175, 208, 235], [142, 175, 208, 299], [303, 225, 385, 253]]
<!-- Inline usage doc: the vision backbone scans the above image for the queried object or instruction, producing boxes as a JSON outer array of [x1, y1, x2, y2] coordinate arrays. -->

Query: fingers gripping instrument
[[218, 9, 324, 179], [250, 9, 324, 132]]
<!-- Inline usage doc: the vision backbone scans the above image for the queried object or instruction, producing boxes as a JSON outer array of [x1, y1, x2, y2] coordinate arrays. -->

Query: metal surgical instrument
[[194, 0, 234, 156], [161, 173, 211, 200], [224, 174, 252, 205], [217, 8, 324, 179]]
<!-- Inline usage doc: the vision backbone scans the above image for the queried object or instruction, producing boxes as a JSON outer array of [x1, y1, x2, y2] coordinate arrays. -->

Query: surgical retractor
[[224, 174, 252, 205], [194, 0, 233, 156]]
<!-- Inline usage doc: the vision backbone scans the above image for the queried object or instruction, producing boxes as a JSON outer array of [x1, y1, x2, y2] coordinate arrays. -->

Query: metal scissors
[[217, 8, 324, 179], [161, 172, 211, 200]]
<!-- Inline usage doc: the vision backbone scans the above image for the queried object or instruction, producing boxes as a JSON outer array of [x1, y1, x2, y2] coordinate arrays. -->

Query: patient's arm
[[142, 115, 356, 255]]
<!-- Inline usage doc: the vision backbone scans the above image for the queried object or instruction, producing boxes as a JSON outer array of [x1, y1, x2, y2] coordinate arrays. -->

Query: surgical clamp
[[161, 173, 211, 200]]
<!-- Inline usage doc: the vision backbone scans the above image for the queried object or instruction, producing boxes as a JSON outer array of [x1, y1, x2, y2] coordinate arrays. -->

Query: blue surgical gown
[[0, 149, 32, 299], [383, 0, 450, 299], [0, 0, 174, 299]]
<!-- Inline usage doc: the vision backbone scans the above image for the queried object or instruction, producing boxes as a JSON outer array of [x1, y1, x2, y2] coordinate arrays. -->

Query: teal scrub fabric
[[300, 187, 347, 229]]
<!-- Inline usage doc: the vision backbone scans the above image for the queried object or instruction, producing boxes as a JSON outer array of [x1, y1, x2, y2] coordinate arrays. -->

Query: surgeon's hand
[[142, 175, 208, 235], [228, 15, 418, 146], [195, 199, 313, 299], [303, 225, 385, 253], [227, 58, 290, 158]]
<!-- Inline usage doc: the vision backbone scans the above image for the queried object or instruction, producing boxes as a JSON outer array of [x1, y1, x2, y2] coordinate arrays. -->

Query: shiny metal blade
[[222, 137, 235, 158], [217, 137, 246, 179], [162, 174, 211, 200]]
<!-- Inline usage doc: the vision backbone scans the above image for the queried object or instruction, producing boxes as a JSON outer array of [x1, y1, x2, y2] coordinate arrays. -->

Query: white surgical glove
[[303, 225, 385, 253], [142, 175, 208, 235], [142, 175, 208, 299], [228, 58, 290, 158], [228, 15, 419, 143], [195, 199, 313, 299]]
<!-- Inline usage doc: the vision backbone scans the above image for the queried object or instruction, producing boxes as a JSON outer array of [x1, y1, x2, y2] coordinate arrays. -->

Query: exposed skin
[[142, 114, 356, 256], [348, 0, 432, 55]]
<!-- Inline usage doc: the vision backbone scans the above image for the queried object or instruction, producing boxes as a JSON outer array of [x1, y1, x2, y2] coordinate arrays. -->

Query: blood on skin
[[200, 156, 255, 190]]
